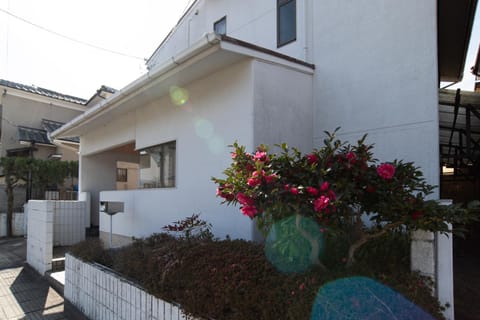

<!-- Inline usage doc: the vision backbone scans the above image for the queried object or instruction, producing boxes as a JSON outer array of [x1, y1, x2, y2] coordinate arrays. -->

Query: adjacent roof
[[0, 79, 87, 105], [16, 119, 80, 146], [17, 126, 53, 145], [472, 45, 480, 77], [41, 119, 80, 143]]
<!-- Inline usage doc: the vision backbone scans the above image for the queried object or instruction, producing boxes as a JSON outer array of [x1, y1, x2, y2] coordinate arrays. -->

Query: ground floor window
[[139, 141, 176, 188]]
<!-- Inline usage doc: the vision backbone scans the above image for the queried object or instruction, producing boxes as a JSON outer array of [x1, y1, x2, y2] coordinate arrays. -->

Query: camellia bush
[[213, 131, 478, 269]]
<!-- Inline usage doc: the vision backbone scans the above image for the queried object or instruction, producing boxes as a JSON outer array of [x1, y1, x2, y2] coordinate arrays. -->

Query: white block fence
[[65, 254, 196, 320], [0, 212, 25, 237], [26, 200, 87, 275]]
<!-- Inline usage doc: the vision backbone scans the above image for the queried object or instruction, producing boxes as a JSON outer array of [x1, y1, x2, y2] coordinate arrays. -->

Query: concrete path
[[0, 237, 68, 319]]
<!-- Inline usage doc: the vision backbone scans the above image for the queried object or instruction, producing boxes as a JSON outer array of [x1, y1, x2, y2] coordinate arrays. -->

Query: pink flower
[[327, 190, 337, 200], [237, 192, 255, 206], [254, 151, 269, 162], [377, 163, 395, 180], [241, 205, 258, 218], [284, 184, 291, 191], [247, 178, 261, 187], [264, 174, 277, 184], [320, 181, 329, 192], [306, 186, 319, 196], [231, 152, 237, 159], [314, 195, 330, 212], [290, 187, 299, 195], [307, 153, 319, 165], [346, 151, 357, 163]]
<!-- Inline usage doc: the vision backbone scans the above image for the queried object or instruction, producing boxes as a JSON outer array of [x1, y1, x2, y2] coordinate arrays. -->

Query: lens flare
[[169, 86, 189, 106], [264, 215, 324, 274], [208, 135, 225, 155], [311, 277, 436, 320], [194, 118, 215, 139]]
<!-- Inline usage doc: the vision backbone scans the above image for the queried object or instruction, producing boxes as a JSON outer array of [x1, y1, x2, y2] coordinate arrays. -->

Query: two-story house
[[0, 79, 116, 208], [51, 0, 476, 246]]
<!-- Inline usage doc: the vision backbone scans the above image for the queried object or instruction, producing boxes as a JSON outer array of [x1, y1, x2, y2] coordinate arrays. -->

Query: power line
[[0, 7, 145, 61]]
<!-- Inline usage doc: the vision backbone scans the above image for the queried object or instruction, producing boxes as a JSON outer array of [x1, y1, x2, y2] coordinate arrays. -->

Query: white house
[[51, 0, 477, 247]]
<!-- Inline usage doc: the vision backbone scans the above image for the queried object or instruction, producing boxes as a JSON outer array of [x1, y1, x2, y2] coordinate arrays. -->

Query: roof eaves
[[0, 79, 88, 105]]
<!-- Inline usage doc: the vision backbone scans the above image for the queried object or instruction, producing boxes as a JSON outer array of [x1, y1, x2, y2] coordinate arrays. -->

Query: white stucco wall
[[148, 0, 308, 70], [84, 60, 256, 240], [253, 60, 313, 152], [311, 0, 440, 189]]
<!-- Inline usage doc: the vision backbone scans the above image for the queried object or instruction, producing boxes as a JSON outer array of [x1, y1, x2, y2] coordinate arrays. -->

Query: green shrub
[[69, 233, 445, 320]]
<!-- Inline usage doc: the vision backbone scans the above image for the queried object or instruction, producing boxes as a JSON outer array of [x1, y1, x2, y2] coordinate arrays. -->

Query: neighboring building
[[52, 0, 477, 246], [0, 80, 116, 208]]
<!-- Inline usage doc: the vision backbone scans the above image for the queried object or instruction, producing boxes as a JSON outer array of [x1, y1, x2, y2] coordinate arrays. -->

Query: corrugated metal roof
[[0, 79, 87, 105]]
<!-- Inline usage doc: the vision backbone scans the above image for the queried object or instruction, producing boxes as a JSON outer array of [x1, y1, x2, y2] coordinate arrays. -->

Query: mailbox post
[[100, 201, 124, 248]]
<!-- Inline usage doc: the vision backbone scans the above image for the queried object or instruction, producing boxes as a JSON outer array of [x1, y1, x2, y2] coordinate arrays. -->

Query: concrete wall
[[253, 59, 313, 152], [52, 201, 87, 246], [26, 200, 87, 275], [311, 0, 439, 189], [26, 201, 54, 275], [65, 254, 197, 320]]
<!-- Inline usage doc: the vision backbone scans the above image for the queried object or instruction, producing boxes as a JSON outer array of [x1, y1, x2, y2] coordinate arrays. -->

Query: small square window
[[214, 16, 227, 36], [277, 0, 296, 47], [116, 168, 128, 182]]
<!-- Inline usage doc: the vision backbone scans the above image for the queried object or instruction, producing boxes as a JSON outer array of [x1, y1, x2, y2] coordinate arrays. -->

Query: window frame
[[116, 168, 128, 182], [138, 140, 176, 189], [214, 16, 227, 36], [277, 0, 297, 48]]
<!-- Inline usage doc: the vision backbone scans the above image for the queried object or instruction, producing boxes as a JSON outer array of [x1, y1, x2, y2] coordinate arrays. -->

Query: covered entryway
[[439, 88, 480, 320]]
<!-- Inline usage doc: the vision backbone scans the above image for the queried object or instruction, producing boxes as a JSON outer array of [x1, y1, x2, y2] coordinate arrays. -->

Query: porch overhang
[[438, 0, 478, 82], [52, 34, 314, 140]]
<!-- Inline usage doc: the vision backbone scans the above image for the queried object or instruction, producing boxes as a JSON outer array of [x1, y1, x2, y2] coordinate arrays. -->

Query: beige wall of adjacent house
[[0, 93, 84, 157]]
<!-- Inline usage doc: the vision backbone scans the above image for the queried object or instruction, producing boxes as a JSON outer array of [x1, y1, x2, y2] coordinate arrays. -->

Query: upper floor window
[[214, 16, 227, 36], [139, 140, 176, 188], [277, 0, 296, 47]]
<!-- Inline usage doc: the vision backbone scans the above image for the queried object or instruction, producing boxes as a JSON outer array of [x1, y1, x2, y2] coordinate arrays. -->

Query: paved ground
[[0, 237, 68, 320]]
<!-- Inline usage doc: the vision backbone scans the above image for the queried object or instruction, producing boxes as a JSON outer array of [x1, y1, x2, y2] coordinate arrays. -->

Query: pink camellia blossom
[[314, 195, 330, 212], [241, 205, 258, 218], [327, 190, 337, 201], [377, 163, 396, 180], [254, 151, 269, 162], [231, 152, 237, 159], [290, 187, 299, 195], [247, 177, 261, 187], [264, 174, 277, 184], [307, 153, 319, 165], [320, 181, 330, 192], [284, 184, 290, 191], [237, 192, 255, 206], [306, 186, 319, 196], [346, 151, 357, 163]]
